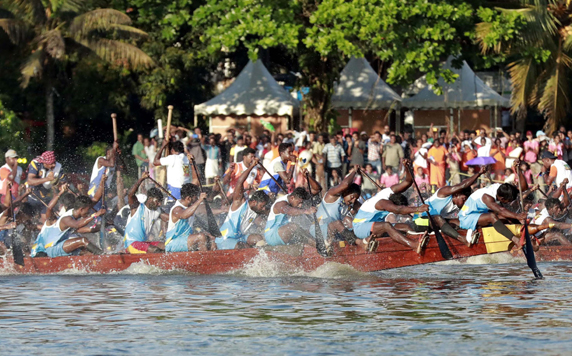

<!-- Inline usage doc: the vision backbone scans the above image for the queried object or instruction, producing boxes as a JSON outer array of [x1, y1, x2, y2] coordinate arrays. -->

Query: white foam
[[232, 250, 371, 279], [437, 252, 526, 266]]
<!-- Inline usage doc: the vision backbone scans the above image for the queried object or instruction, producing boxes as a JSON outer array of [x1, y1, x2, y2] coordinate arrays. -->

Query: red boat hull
[[4, 232, 572, 274]]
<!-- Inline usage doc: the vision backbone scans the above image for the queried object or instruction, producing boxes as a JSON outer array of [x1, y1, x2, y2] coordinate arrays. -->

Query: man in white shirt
[[473, 129, 492, 157], [153, 140, 190, 201]]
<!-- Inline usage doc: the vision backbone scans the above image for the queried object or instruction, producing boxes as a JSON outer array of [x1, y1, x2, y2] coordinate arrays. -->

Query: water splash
[[437, 252, 525, 266]]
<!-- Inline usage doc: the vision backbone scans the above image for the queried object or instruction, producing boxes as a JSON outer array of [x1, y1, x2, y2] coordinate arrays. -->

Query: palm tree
[[476, 0, 572, 134], [0, 0, 153, 149]]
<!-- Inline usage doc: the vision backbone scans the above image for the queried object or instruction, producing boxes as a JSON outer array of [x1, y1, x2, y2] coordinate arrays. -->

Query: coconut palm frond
[[507, 57, 541, 112], [9, 0, 46, 24], [69, 9, 132, 37], [562, 26, 572, 51], [78, 38, 154, 69], [0, 18, 29, 44], [49, 0, 83, 14], [538, 49, 571, 133], [38, 29, 65, 59], [20, 48, 44, 87]]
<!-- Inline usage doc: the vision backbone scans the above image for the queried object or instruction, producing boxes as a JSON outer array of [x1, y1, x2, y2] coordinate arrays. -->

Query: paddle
[[404, 163, 453, 260], [216, 179, 232, 206], [190, 157, 222, 238], [99, 183, 106, 251], [515, 165, 543, 279], [257, 162, 288, 194], [360, 168, 382, 190], [305, 172, 328, 257], [5, 184, 24, 266]]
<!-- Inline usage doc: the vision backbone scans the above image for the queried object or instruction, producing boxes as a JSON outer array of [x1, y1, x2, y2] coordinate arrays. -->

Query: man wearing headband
[[27, 151, 63, 219]]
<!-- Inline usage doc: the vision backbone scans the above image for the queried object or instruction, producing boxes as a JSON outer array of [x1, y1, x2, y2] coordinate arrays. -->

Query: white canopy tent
[[331, 57, 402, 131], [194, 60, 299, 132], [402, 57, 510, 132]]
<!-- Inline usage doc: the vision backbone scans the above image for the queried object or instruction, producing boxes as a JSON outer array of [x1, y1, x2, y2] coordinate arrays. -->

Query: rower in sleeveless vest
[[352, 158, 430, 253], [310, 165, 361, 244], [124, 172, 169, 254], [264, 187, 318, 246], [420, 165, 487, 246], [259, 143, 295, 195], [459, 160, 528, 247], [165, 183, 217, 252], [88, 141, 118, 209], [31, 183, 104, 258], [217, 158, 269, 249]]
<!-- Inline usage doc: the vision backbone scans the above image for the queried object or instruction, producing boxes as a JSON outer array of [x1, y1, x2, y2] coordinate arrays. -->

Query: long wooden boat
[[2, 225, 572, 274]]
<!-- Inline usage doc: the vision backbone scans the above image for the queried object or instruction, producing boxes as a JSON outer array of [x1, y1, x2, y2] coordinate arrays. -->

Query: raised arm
[[327, 166, 357, 198], [439, 166, 486, 197], [98, 142, 119, 168], [90, 174, 107, 206], [305, 169, 322, 196], [153, 141, 168, 167], [391, 159, 413, 194], [46, 184, 67, 221], [128, 172, 148, 211], [231, 159, 258, 210]]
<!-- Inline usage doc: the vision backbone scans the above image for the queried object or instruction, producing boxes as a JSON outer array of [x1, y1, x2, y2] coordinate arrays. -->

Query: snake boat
[[2, 225, 571, 274]]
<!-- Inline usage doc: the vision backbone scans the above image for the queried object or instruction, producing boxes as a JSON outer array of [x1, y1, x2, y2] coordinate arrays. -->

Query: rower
[[222, 147, 260, 196], [264, 187, 317, 246], [153, 140, 190, 202], [31, 184, 104, 258], [124, 172, 169, 254], [165, 183, 216, 252], [87, 141, 118, 208], [422, 165, 487, 246], [541, 151, 572, 193], [259, 143, 295, 195], [0, 181, 35, 253], [459, 161, 528, 247], [532, 179, 572, 245], [310, 165, 360, 244], [217, 158, 269, 249], [26, 151, 63, 220], [352, 158, 430, 253]]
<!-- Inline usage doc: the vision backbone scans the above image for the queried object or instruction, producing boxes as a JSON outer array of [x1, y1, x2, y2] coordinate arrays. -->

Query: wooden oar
[[190, 157, 222, 237], [360, 168, 382, 190], [404, 164, 453, 260], [216, 180, 231, 206], [515, 166, 544, 279], [257, 162, 288, 194], [6, 188, 24, 266], [305, 172, 328, 257], [28, 189, 59, 219], [164, 105, 174, 152], [146, 176, 177, 200]]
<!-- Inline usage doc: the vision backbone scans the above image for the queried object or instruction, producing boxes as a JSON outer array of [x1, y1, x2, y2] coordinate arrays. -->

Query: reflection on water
[[1, 262, 572, 355]]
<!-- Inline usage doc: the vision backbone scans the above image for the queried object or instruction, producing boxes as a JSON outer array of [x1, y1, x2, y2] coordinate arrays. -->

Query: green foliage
[[476, 0, 572, 133], [0, 99, 27, 156], [306, 0, 475, 90], [79, 141, 109, 166]]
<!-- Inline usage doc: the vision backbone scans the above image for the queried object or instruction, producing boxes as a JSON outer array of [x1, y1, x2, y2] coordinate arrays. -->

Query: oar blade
[[523, 222, 543, 279], [12, 234, 24, 266], [429, 214, 453, 260]]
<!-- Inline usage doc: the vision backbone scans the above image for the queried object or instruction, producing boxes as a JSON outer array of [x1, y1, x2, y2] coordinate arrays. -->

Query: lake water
[[1, 253, 571, 355]]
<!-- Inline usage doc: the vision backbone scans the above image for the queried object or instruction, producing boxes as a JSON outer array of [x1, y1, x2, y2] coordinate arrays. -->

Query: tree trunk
[[46, 84, 55, 150]]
